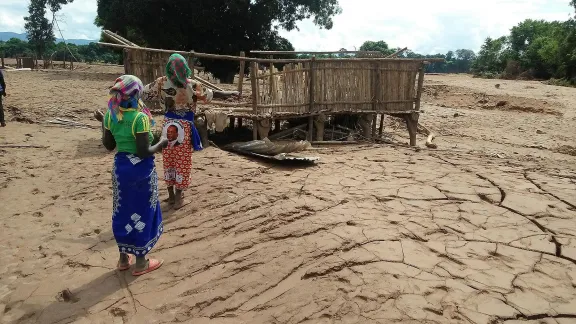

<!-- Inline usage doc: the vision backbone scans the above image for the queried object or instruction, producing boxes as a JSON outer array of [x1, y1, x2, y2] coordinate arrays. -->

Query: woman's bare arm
[[135, 133, 168, 159]]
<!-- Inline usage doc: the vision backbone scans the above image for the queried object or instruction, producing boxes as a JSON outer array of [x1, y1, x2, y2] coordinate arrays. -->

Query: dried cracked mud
[[1, 67, 576, 324]]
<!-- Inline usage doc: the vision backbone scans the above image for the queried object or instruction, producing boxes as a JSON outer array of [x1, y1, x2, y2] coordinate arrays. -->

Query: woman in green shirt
[[102, 75, 168, 276]]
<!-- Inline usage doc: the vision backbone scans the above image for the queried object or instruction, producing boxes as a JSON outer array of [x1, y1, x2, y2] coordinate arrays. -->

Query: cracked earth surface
[[1, 69, 576, 323]]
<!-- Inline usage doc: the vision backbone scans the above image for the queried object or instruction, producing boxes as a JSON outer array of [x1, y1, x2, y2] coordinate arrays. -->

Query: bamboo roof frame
[[97, 42, 445, 64], [250, 50, 382, 55]]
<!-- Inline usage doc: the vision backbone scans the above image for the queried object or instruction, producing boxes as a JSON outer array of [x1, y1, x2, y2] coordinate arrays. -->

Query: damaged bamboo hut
[[98, 40, 442, 146]]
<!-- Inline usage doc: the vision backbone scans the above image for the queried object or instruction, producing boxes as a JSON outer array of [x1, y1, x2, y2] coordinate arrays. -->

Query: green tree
[[24, 0, 74, 60], [359, 41, 395, 56], [0, 38, 33, 57], [24, 0, 55, 60], [471, 36, 513, 76], [95, 0, 341, 83]]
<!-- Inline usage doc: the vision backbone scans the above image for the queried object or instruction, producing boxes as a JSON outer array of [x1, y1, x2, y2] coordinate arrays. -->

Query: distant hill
[[0, 32, 96, 45]]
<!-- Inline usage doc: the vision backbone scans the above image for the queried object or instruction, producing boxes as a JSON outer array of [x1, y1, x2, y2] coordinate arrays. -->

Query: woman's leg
[[118, 252, 130, 268], [174, 189, 184, 210], [133, 256, 164, 276], [167, 186, 175, 204]]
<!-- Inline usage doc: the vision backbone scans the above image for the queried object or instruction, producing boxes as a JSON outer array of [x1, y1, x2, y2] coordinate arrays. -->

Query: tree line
[[0, 38, 121, 64], [12, 0, 576, 85], [472, 18, 576, 84]]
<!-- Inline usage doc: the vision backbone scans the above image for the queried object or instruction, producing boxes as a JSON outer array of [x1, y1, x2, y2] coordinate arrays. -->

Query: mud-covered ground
[[1, 66, 575, 324]]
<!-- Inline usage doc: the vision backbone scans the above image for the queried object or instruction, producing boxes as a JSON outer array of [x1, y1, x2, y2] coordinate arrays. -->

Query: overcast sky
[[1, 0, 573, 54]]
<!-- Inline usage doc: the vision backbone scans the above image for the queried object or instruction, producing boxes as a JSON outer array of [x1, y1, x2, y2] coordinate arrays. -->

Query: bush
[[502, 60, 521, 79], [543, 78, 576, 87]]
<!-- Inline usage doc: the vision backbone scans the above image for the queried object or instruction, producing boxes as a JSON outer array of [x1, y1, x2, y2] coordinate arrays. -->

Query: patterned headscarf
[[107, 75, 153, 124], [166, 54, 192, 88]]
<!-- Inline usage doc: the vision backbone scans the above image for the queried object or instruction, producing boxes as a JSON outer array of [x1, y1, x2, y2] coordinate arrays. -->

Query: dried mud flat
[[1, 67, 576, 324]]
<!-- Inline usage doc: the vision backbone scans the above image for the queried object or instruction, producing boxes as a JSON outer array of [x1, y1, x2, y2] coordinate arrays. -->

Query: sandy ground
[[1, 65, 576, 324]]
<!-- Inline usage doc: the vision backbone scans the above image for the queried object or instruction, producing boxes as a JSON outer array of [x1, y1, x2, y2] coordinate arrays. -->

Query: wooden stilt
[[250, 62, 259, 140], [237, 51, 245, 96], [314, 114, 326, 142], [229, 117, 235, 130], [371, 114, 377, 139], [404, 112, 419, 146]]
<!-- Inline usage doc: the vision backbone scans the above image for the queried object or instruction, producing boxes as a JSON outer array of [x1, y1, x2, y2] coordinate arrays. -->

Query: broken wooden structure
[[98, 39, 441, 146]]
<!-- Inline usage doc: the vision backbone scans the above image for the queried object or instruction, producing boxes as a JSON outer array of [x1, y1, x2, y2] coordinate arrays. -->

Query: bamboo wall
[[254, 60, 423, 115]]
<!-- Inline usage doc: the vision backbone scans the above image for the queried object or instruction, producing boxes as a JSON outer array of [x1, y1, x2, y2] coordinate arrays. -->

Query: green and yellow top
[[104, 108, 154, 154]]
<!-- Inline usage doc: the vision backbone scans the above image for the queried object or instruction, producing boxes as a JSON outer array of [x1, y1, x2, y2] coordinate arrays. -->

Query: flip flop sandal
[[132, 259, 164, 276], [117, 254, 134, 271]]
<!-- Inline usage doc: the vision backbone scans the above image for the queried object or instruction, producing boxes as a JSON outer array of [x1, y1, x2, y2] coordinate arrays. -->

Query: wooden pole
[[250, 61, 259, 140], [123, 49, 130, 74], [97, 42, 445, 63], [371, 115, 377, 139], [189, 51, 195, 79], [379, 114, 385, 136], [251, 50, 381, 55], [308, 56, 316, 141], [1, 53, 5, 68], [229, 117, 235, 131], [269, 55, 274, 100], [415, 64, 425, 111], [385, 47, 408, 58], [238, 51, 245, 96]]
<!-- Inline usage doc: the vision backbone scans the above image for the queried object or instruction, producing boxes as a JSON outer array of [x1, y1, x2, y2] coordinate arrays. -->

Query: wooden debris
[[46, 118, 97, 129], [311, 141, 358, 145], [0, 145, 48, 149], [425, 133, 437, 149]]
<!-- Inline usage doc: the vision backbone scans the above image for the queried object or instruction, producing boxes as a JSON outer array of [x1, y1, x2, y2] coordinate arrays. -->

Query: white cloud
[[1, 0, 573, 52], [279, 0, 574, 53]]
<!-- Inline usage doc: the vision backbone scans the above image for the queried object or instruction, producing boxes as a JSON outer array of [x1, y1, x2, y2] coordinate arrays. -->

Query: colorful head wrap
[[107, 75, 153, 124], [166, 54, 192, 88]]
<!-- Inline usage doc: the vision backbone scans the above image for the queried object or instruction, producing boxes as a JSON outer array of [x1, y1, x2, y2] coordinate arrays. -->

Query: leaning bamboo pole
[[100, 31, 225, 91]]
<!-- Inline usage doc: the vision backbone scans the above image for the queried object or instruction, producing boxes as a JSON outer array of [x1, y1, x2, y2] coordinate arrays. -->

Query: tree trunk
[[222, 72, 235, 84]]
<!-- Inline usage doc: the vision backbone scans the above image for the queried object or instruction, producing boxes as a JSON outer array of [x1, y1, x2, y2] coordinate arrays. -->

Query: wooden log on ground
[[425, 133, 437, 149], [311, 141, 359, 145]]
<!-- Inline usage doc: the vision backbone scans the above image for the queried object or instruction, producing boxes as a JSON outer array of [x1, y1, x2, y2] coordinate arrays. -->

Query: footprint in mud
[[31, 188, 41, 195], [33, 211, 43, 218]]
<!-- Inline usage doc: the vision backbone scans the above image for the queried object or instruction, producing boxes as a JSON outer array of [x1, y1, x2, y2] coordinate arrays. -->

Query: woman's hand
[[158, 137, 169, 149]]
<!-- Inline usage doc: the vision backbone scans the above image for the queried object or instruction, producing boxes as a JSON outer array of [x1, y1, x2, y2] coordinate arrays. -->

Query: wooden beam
[[308, 57, 316, 141], [251, 50, 381, 55], [415, 64, 426, 111], [385, 47, 408, 58], [237, 51, 245, 96], [97, 43, 444, 63]]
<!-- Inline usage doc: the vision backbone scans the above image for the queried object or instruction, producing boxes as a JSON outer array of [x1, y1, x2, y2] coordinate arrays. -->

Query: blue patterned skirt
[[111, 153, 163, 256]]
